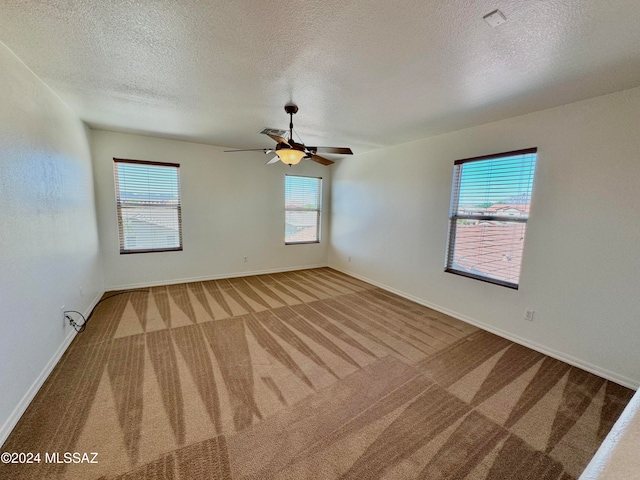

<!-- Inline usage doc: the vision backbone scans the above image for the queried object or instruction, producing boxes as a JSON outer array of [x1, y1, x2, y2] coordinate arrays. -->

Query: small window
[[445, 148, 537, 288], [113, 159, 183, 254], [285, 175, 322, 244]]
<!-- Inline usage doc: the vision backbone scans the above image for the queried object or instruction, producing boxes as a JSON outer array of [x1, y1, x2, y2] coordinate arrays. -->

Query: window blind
[[445, 148, 537, 288], [113, 159, 182, 254], [285, 175, 322, 244]]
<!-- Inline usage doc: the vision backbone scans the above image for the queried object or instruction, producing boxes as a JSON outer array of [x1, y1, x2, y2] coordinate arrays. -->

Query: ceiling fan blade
[[265, 156, 280, 165], [306, 146, 353, 155], [266, 134, 290, 146], [224, 148, 272, 153], [309, 154, 334, 166]]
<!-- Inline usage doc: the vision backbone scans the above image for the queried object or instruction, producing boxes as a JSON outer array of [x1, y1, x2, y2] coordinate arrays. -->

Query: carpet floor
[[0, 268, 633, 479]]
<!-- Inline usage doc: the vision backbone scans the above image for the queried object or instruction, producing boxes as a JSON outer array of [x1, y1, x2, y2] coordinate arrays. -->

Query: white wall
[[91, 130, 331, 289], [0, 43, 103, 444], [329, 87, 640, 388]]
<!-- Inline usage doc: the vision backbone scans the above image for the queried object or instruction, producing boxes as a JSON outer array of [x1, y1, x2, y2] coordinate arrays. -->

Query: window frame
[[284, 174, 323, 245], [445, 148, 537, 289], [113, 158, 183, 254]]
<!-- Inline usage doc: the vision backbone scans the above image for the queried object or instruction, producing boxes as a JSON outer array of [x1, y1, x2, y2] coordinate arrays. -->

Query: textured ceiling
[[2, 0, 640, 155]]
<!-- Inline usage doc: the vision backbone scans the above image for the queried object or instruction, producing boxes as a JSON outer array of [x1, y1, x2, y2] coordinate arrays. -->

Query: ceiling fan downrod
[[284, 103, 298, 141]]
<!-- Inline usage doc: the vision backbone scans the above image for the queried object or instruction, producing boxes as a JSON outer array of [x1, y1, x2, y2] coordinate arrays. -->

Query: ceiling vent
[[260, 127, 287, 137]]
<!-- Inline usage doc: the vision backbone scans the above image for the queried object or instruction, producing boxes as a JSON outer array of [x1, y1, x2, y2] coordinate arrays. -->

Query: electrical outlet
[[524, 309, 534, 321], [348, 256, 352, 262], [79, 287, 84, 297], [61, 305, 67, 326], [243, 256, 248, 263]]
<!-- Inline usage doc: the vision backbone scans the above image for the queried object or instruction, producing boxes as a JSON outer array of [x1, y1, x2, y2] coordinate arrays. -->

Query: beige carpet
[[0, 268, 633, 479]]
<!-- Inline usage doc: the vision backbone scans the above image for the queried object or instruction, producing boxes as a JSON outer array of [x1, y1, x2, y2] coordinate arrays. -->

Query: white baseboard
[[105, 263, 329, 291], [0, 290, 104, 448], [329, 266, 639, 390]]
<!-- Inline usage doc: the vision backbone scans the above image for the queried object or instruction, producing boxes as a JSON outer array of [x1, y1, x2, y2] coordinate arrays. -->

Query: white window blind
[[445, 148, 537, 288], [113, 159, 182, 254], [285, 175, 322, 244]]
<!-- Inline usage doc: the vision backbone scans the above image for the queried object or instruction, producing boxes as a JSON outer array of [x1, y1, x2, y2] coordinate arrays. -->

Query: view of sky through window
[[447, 150, 537, 288]]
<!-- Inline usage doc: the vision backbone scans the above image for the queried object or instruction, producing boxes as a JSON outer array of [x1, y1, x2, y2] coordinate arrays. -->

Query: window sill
[[120, 247, 183, 254], [445, 268, 519, 289]]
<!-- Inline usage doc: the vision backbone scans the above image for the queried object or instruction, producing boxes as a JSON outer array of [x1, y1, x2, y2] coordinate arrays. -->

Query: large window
[[445, 148, 537, 288], [113, 159, 182, 254], [285, 175, 322, 244]]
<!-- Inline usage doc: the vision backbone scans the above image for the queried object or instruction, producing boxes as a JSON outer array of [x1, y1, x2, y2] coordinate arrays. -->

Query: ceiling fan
[[224, 104, 353, 166]]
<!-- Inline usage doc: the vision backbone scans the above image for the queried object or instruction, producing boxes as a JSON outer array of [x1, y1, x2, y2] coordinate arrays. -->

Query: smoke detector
[[483, 9, 506, 28]]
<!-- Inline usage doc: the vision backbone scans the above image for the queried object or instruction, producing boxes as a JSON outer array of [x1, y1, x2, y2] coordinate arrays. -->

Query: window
[[285, 175, 322, 244], [445, 148, 537, 289], [113, 159, 182, 254]]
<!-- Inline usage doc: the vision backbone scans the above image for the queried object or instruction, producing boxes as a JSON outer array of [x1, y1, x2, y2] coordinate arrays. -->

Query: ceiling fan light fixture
[[276, 148, 305, 165]]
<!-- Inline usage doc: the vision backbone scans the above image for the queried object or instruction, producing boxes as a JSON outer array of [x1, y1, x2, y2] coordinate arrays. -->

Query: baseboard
[[105, 263, 329, 291], [329, 266, 639, 390], [0, 290, 104, 448]]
